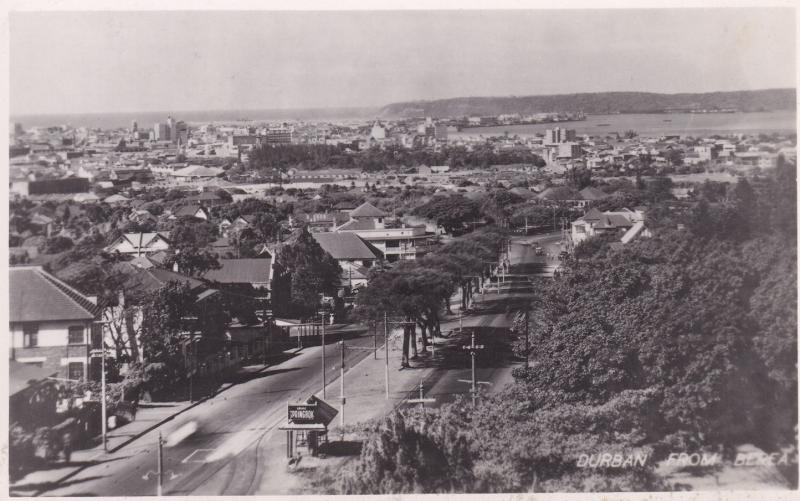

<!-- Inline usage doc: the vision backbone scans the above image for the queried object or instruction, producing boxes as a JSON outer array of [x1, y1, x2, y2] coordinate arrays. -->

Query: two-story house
[[10, 266, 102, 381], [334, 202, 434, 263]]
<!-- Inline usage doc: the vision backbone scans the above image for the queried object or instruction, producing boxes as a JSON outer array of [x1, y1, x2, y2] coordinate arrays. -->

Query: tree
[[412, 195, 481, 235], [137, 281, 229, 395], [274, 227, 342, 318], [163, 248, 221, 277]]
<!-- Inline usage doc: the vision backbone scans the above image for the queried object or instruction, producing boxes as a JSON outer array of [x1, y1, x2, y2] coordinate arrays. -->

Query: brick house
[[9, 266, 102, 381]]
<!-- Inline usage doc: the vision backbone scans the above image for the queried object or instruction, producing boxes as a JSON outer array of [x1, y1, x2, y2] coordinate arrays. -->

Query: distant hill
[[378, 89, 796, 118]]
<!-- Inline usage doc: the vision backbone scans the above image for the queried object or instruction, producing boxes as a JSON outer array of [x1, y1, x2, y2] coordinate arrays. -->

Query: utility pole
[[339, 341, 345, 428], [461, 330, 485, 407], [384, 311, 389, 399], [101, 334, 107, 451], [157, 431, 164, 496], [321, 311, 327, 399], [407, 380, 435, 410]]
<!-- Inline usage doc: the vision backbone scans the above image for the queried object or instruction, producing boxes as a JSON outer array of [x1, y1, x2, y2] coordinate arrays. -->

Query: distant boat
[[597, 123, 611, 127]]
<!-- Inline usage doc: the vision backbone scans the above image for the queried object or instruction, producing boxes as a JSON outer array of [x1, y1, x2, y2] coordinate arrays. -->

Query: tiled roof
[[203, 259, 272, 285], [313, 232, 378, 260], [174, 205, 205, 217], [350, 202, 387, 218], [10, 266, 101, 323]]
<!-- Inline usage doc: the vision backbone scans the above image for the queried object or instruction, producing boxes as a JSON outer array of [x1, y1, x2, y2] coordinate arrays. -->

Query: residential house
[[105, 232, 171, 256], [171, 204, 210, 221], [571, 208, 644, 245], [203, 258, 276, 292], [335, 202, 434, 263], [10, 266, 102, 381], [312, 232, 379, 269]]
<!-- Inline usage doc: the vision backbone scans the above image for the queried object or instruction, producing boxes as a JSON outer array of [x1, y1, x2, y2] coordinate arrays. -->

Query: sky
[[9, 8, 797, 115]]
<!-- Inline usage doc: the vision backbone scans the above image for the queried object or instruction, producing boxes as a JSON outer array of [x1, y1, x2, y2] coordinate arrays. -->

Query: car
[[534, 245, 544, 255], [558, 251, 569, 260]]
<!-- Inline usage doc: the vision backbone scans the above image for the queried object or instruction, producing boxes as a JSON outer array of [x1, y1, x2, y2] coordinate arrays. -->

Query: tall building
[[13, 123, 24, 138], [154, 122, 170, 141], [264, 126, 293, 144], [434, 124, 449, 143], [166, 116, 175, 141], [545, 127, 577, 144], [131, 120, 138, 132], [173, 121, 188, 145]]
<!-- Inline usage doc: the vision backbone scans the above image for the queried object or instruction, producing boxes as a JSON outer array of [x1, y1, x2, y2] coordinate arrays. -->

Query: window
[[385, 240, 400, 248], [68, 362, 84, 381], [23, 324, 38, 348], [68, 326, 85, 345]]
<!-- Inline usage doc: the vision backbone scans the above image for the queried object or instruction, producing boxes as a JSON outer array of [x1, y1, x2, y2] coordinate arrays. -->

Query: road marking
[[181, 448, 216, 464]]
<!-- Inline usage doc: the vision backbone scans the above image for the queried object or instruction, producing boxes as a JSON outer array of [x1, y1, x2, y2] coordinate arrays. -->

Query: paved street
[[26, 331, 380, 497], [26, 233, 555, 497]]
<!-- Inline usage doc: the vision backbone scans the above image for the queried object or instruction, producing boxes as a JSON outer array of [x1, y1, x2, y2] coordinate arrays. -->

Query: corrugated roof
[[313, 232, 377, 260], [10, 267, 101, 323], [337, 219, 378, 231], [350, 202, 387, 218], [537, 186, 584, 200], [204, 259, 272, 285]]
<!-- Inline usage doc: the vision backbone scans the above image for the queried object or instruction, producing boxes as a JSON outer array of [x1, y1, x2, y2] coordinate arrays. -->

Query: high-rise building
[[264, 126, 293, 144], [131, 120, 138, 132], [545, 127, 577, 144], [154, 122, 169, 141], [172, 121, 188, 145], [434, 124, 448, 143], [13, 123, 24, 138]]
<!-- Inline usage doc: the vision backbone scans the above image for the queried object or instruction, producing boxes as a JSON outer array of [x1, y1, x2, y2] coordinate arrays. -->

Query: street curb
[[28, 354, 295, 496]]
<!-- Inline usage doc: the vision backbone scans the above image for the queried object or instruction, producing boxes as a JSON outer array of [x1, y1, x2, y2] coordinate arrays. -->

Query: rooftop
[[10, 266, 102, 323], [312, 232, 378, 260]]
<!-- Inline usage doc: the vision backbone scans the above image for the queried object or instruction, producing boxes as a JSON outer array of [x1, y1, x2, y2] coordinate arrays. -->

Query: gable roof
[[312, 232, 378, 260], [203, 259, 272, 285], [10, 266, 101, 322], [111, 232, 171, 250], [350, 202, 387, 218], [174, 204, 206, 218], [579, 186, 610, 201], [112, 262, 208, 295]]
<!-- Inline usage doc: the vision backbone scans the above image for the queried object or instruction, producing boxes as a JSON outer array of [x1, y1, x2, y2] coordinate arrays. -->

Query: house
[[10, 266, 103, 381], [571, 208, 644, 245], [335, 202, 434, 263], [105, 232, 171, 256], [537, 186, 587, 207], [171, 204, 209, 220], [220, 215, 255, 237], [203, 258, 276, 291], [312, 232, 378, 269]]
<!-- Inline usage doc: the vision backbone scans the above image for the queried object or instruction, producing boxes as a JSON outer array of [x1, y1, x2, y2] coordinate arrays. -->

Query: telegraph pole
[[339, 341, 345, 428], [157, 432, 163, 496], [321, 311, 327, 399], [407, 380, 435, 410], [101, 336, 107, 451], [461, 330, 485, 407], [384, 311, 389, 399], [525, 309, 530, 369]]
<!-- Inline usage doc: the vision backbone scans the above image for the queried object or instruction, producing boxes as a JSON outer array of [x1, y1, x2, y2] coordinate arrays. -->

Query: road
[[37, 233, 559, 496], [37, 332, 380, 497]]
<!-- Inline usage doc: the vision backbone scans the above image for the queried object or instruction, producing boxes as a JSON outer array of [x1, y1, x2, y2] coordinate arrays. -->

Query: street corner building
[[9, 266, 104, 382]]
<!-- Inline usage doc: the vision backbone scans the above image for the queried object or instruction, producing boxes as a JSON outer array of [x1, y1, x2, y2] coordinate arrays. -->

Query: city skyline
[[10, 8, 797, 116]]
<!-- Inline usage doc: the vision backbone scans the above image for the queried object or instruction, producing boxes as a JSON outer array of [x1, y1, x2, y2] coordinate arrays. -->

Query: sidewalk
[[9, 361, 281, 496]]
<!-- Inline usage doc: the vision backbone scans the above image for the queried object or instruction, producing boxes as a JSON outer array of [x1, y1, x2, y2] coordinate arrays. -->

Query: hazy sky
[[10, 8, 797, 115]]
